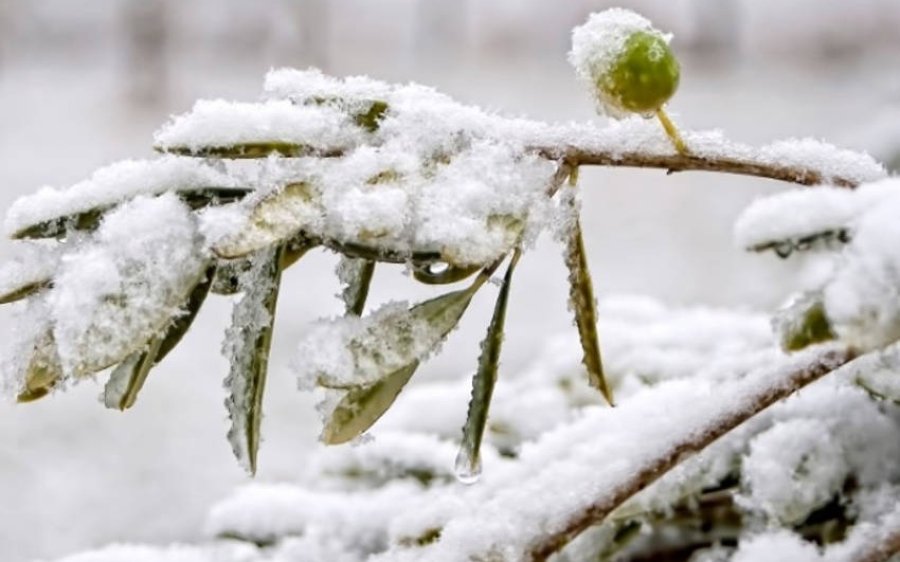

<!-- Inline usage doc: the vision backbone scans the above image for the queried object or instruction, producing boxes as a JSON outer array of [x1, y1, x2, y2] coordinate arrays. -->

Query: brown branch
[[534, 147, 863, 188], [527, 346, 859, 561], [850, 517, 900, 562]]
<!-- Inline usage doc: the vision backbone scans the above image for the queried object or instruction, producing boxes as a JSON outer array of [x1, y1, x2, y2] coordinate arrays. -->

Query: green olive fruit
[[599, 31, 680, 116]]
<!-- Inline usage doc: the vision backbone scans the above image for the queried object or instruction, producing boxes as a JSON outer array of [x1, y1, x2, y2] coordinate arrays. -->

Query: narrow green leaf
[[565, 217, 614, 406], [156, 142, 321, 160], [103, 336, 164, 411], [224, 245, 287, 474], [320, 276, 491, 442], [16, 331, 63, 403], [456, 250, 520, 482], [337, 257, 375, 316], [322, 361, 419, 445], [0, 279, 51, 305], [155, 263, 217, 363], [776, 294, 837, 352]]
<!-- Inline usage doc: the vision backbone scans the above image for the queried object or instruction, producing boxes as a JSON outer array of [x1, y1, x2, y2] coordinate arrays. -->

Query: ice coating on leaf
[[4, 157, 237, 238], [568, 9, 668, 117], [154, 99, 365, 154], [48, 194, 206, 377], [734, 178, 900, 250]]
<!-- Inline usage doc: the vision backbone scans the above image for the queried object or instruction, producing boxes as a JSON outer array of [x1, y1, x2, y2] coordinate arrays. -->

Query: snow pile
[[40, 296, 900, 562], [736, 178, 900, 352]]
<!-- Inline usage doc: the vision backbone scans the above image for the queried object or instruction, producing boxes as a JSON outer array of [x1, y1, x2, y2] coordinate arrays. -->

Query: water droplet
[[454, 446, 482, 484]]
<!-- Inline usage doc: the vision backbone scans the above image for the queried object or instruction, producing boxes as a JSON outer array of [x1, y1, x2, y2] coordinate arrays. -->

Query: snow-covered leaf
[[565, 210, 614, 405], [5, 158, 242, 240], [154, 99, 366, 157], [0, 247, 57, 304], [103, 264, 216, 410], [213, 182, 320, 259], [223, 245, 285, 474], [16, 329, 63, 403], [314, 284, 483, 444], [48, 194, 207, 377], [774, 293, 836, 352]]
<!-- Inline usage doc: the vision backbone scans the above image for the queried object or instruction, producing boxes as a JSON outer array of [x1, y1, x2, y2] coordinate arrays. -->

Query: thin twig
[[535, 147, 863, 188], [850, 516, 900, 562], [527, 345, 859, 560]]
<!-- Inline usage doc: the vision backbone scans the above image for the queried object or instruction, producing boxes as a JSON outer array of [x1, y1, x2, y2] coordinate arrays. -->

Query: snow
[[48, 194, 206, 377], [294, 290, 473, 393], [379, 345, 852, 561], [222, 245, 281, 472], [4, 158, 238, 239], [0, 243, 59, 302], [568, 8, 669, 117], [154, 99, 366, 155], [734, 178, 899, 251], [737, 418, 846, 524], [49, 543, 258, 562], [823, 192, 900, 349], [3, 21, 886, 559]]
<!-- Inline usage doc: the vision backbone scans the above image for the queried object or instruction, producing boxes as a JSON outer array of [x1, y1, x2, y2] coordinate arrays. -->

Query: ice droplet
[[454, 446, 482, 484]]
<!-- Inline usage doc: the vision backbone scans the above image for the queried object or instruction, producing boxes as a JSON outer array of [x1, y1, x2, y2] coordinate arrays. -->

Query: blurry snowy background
[[0, 1, 899, 560]]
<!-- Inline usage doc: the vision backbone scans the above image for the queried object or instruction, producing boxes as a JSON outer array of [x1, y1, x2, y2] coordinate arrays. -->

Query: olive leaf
[[321, 271, 494, 444], [157, 142, 322, 160], [16, 330, 63, 403], [322, 361, 419, 445], [747, 229, 851, 259], [565, 214, 614, 406], [103, 264, 217, 410], [213, 182, 320, 260], [456, 250, 520, 481], [224, 245, 286, 474], [337, 257, 376, 316], [11, 187, 250, 240], [0, 277, 51, 305], [775, 293, 837, 352], [103, 336, 164, 411]]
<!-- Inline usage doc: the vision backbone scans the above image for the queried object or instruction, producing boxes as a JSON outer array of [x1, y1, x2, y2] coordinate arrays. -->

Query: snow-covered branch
[[526, 346, 857, 560]]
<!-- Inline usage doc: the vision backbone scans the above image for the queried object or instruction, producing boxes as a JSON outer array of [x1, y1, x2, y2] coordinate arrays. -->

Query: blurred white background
[[0, 1, 898, 560]]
